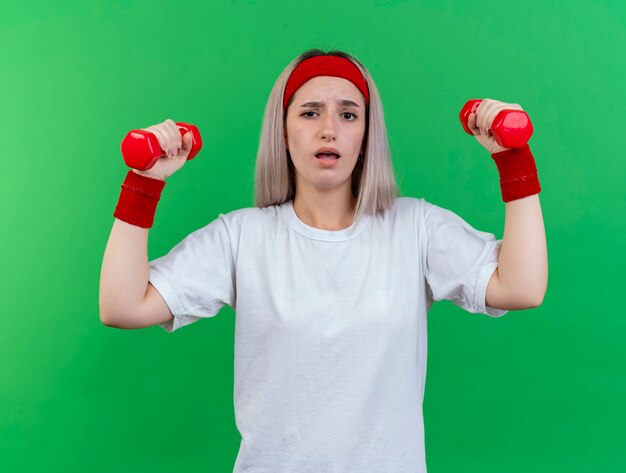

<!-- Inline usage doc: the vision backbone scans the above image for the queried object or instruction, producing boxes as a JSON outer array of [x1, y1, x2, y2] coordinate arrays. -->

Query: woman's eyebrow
[[299, 100, 360, 108]]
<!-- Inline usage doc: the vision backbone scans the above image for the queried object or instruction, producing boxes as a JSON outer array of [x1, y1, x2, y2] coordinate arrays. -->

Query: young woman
[[101, 49, 547, 472]]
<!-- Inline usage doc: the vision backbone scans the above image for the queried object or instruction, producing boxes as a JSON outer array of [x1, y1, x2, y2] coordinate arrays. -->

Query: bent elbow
[[527, 292, 546, 309], [100, 311, 117, 328]]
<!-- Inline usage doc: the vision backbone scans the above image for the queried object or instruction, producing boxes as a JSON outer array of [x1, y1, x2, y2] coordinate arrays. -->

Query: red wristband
[[490, 144, 542, 202], [113, 170, 166, 228]]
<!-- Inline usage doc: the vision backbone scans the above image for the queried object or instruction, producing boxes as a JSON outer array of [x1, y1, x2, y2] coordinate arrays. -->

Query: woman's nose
[[319, 113, 337, 139]]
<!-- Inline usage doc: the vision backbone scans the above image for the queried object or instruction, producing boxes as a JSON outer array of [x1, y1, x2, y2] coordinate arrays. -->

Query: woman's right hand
[[132, 119, 194, 181]]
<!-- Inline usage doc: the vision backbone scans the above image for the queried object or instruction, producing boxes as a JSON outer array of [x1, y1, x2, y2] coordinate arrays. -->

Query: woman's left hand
[[468, 98, 525, 154]]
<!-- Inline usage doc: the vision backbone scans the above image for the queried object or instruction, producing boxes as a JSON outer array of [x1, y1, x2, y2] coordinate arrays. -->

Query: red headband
[[283, 55, 370, 111]]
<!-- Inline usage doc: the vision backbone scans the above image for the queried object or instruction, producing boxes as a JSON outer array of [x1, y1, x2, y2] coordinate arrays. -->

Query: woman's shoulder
[[217, 202, 285, 227], [393, 196, 453, 216], [393, 196, 424, 208], [388, 197, 459, 230], [389, 196, 429, 217]]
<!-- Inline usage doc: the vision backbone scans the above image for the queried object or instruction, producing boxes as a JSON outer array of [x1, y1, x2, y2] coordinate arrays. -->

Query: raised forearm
[[496, 193, 548, 306]]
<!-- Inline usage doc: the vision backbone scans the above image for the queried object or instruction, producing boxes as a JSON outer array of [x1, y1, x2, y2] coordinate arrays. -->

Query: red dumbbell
[[120, 122, 203, 171], [459, 99, 533, 149]]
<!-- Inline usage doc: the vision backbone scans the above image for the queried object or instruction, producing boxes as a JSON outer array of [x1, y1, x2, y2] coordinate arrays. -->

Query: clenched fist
[[467, 98, 525, 154]]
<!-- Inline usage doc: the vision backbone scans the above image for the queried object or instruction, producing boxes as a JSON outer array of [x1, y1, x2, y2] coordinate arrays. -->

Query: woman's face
[[284, 76, 366, 193]]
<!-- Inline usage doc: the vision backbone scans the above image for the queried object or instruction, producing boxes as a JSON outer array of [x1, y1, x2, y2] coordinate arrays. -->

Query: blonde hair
[[254, 48, 400, 222]]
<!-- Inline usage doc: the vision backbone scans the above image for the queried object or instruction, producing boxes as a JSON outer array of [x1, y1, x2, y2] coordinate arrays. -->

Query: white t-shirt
[[148, 196, 508, 473]]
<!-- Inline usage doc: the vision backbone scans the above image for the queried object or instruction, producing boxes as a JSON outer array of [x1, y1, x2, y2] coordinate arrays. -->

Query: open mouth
[[315, 152, 340, 160]]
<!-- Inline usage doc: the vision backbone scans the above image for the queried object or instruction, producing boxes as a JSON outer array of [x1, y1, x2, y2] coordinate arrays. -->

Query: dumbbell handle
[[120, 122, 203, 171], [459, 99, 533, 149]]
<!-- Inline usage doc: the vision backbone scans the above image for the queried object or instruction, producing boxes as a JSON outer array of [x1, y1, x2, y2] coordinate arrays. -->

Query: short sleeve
[[148, 214, 236, 332], [422, 200, 508, 317]]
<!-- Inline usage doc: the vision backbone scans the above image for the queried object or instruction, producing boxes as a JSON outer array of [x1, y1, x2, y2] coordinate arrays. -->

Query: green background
[[2, 0, 624, 471]]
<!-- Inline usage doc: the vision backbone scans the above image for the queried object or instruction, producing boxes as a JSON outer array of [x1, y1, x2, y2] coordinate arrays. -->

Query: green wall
[[1, 0, 624, 471]]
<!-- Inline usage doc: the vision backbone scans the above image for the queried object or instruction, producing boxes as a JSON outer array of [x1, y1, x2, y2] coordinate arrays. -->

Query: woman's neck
[[292, 190, 356, 231]]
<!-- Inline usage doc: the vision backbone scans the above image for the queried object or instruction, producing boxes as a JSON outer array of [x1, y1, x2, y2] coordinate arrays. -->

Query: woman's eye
[[300, 111, 357, 120]]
